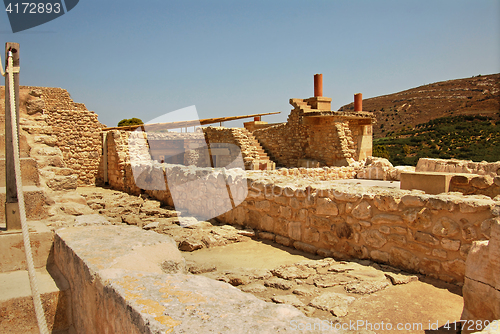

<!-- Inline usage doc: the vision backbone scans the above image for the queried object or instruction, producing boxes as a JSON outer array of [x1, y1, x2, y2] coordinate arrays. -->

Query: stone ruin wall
[[99, 128, 273, 186], [419, 158, 500, 198], [25, 87, 104, 185], [218, 178, 498, 284], [253, 114, 354, 167], [203, 127, 250, 168], [203, 126, 275, 169], [417, 157, 500, 177], [98, 130, 142, 195], [99, 133, 500, 283], [252, 106, 372, 168]]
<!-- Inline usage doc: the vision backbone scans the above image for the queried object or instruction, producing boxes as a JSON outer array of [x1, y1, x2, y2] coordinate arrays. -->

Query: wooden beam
[[103, 111, 281, 131], [5, 42, 21, 230]]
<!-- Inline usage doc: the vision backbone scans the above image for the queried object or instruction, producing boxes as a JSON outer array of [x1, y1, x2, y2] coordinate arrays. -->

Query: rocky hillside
[[339, 74, 500, 139]]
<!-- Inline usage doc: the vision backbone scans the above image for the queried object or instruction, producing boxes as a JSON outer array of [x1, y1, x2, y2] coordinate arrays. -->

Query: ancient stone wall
[[23, 87, 104, 185], [100, 130, 500, 283], [252, 100, 374, 168], [217, 175, 498, 284], [101, 139, 500, 283], [203, 126, 275, 170], [417, 158, 500, 177], [450, 174, 500, 199], [99, 130, 143, 195]]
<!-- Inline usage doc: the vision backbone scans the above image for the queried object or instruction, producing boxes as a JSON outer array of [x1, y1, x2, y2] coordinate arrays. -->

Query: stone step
[[0, 157, 40, 187], [20, 124, 54, 135], [237, 130, 275, 170], [0, 186, 47, 221], [0, 266, 72, 333], [0, 221, 53, 272]]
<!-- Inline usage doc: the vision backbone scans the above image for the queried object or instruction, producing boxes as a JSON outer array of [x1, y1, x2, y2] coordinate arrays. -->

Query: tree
[[118, 118, 144, 127]]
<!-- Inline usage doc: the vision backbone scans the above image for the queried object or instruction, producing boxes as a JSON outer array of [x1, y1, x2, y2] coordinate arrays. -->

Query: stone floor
[[40, 186, 465, 333]]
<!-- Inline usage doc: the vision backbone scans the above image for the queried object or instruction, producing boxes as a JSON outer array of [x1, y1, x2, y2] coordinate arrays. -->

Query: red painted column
[[314, 74, 323, 97], [254, 116, 261, 121], [354, 93, 363, 111]]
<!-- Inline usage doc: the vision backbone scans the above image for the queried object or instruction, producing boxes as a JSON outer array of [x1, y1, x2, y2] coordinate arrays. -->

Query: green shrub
[[118, 118, 144, 127]]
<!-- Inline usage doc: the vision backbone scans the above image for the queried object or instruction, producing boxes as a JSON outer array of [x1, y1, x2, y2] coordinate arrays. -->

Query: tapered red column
[[314, 74, 323, 97], [354, 93, 362, 112]]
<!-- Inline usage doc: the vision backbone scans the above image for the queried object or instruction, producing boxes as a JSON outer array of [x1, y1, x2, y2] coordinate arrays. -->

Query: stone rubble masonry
[[99, 127, 275, 192], [414, 158, 500, 199], [417, 158, 500, 178], [355, 156, 416, 181], [54, 225, 336, 334], [251, 98, 374, 168], [216, 174, 499, 284], [100, 139, 500, 284], [450, 174, 500, 199], [21, 86, 105, 186]]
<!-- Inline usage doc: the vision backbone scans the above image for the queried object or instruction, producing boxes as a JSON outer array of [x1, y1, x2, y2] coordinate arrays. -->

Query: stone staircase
[[0, 114, 47, 221], [232, 128, 276, 170], [0, 221, 73, 333], [289, 98, 313, 112]]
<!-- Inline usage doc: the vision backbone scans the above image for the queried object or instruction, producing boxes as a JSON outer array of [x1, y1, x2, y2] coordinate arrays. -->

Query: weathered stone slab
[[401, 171, 455, 195], [54, 225, 337, 333], [271, 295, 305, 307], [309, 292, 356, 317]]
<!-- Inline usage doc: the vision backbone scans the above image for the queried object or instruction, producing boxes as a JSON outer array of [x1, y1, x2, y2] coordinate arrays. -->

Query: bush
[[118, 118, 144, 127]]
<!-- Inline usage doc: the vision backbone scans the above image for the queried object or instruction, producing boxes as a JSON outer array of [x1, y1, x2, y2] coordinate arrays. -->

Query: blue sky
[[1, 0, 499, 127]]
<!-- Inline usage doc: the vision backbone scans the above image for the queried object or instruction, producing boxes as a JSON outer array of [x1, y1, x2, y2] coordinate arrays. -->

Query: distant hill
[[372, 114, 499, 166], [339, 73, 500, 139]]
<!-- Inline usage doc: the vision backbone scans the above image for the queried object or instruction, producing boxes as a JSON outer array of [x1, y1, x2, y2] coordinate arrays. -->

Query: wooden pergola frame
[[102, 112, 281, 132]]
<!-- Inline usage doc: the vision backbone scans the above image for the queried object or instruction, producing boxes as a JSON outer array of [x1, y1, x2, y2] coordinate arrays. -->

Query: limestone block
[[258, 231, 275, 241], [461, 219, 500, 331], [432, 249, 448, 259], [275, 235, 292, 247], [441, 259, 466, 279], [361, 230, 387, 249], [407, 242, 432, 256], [303, 228, 320, 243], [387, 166, 416, 181], [441, 239, 461, 251], [390, 247, 420, 271], [293, 241, 318, 254], [471, 176, 494, 189], [432, 217, 460, 237], [54, 225, 328, 333], [419, 258, 441, 276], [26, 98, 45, 115], [309, 292, 356, 317], [401, 194, 427, 207], [373, 195, 401, 211], [46, 175, 78, 191], [401, 172, 453, 195], [372, 213, 404, 225], [387, 234, 407, 246], [316, 197, 339, 216], [352, 201, 372, 220], [415, 231, 440, 246]]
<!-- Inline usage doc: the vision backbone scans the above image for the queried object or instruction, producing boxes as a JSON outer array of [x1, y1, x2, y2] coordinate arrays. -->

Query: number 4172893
[[5, 2, 61, 14]]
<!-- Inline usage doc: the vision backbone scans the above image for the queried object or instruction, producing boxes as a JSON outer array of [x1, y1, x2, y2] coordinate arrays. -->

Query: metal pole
[[5, 42, 21, 230]]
